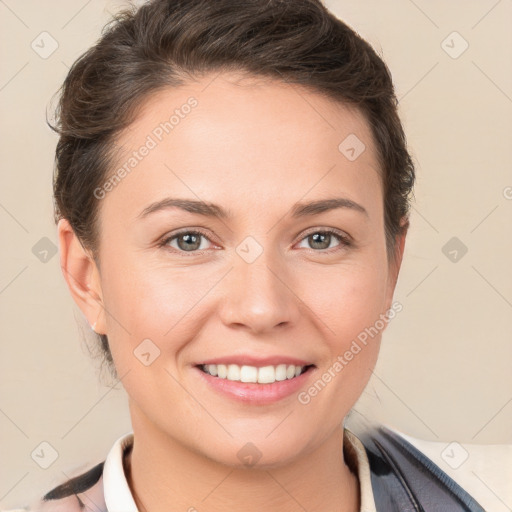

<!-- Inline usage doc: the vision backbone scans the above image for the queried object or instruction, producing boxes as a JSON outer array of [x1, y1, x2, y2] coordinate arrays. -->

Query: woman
[[30, 0, 486, 510]]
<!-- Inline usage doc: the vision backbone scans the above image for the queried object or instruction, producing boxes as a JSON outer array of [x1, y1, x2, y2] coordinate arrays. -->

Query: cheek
[[102, 246, 181, 318], [301, 259, 388, 347], [296, 264, 386, 416], [100, 255, 216, 359]]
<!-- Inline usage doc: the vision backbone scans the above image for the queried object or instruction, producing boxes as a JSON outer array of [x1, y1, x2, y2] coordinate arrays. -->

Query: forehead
[[103, 72, 382, 222]]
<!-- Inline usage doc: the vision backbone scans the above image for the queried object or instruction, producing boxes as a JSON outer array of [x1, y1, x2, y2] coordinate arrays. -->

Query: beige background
[[0, 0, 511, 509]]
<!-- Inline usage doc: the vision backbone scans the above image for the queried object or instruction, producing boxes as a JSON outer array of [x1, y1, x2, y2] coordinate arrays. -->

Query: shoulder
[[354, 423, 487, 512], [25, 431, 133, 512], [27, 461, 106, 512]]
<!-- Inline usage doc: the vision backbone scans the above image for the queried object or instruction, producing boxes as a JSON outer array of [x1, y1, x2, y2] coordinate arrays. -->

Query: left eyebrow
[[290, 197, 369, 218]]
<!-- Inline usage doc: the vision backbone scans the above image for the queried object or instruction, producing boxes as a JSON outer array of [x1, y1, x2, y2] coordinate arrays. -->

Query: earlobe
[[57, 218, 106, 334]]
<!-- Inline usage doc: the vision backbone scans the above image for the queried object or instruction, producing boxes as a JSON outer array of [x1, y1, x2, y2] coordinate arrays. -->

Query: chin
[[197, 432, 311, 470]]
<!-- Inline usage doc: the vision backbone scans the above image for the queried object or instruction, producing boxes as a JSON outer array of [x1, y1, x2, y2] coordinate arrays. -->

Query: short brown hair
[[50, 0, 416, 380]]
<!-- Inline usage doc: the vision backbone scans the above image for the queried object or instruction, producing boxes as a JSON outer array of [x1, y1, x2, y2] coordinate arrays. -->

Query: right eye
[[159, 229, 216, 255]]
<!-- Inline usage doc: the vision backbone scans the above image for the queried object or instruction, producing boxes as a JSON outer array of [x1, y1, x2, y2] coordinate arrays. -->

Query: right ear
[[57, 218, 107, 335]]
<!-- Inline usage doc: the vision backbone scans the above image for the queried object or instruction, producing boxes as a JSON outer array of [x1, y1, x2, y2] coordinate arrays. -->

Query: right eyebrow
[[136, 198, 231, 221]]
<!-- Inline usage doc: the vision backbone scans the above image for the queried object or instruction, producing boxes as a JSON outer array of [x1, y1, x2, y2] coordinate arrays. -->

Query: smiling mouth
[[197, 363, 315, 384]]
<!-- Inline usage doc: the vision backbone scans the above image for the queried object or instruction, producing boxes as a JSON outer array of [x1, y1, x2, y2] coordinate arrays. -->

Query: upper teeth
[[201, 364, 306, 384]]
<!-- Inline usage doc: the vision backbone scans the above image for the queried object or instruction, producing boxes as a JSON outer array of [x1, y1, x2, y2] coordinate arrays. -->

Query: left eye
[[297, 230, 351, 252]]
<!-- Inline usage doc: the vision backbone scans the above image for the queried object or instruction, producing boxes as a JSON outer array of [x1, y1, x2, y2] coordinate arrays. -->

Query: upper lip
[[196, 355, 314, 367]]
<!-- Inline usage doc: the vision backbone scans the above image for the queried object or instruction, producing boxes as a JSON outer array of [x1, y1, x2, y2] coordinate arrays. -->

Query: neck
[[124, 407, 360, 512]]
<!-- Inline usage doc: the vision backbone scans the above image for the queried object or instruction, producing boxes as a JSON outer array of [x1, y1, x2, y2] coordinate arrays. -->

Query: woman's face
[[64, 72, 405, 467]]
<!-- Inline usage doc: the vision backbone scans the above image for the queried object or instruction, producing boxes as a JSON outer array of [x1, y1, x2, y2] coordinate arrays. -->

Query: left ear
[[384, 218, 409, 311]]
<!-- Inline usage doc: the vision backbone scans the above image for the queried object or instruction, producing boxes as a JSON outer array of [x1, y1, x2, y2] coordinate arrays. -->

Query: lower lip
[[194, 366, 316, 405]]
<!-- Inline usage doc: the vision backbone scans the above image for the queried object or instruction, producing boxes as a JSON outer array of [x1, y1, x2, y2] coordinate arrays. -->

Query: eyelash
[[158, 228, 352, 256]]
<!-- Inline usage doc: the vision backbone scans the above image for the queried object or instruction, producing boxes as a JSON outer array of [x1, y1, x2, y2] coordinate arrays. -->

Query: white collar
[[102, 429, 377, 512], [344, 428, 378, 512], [103, 432, 137, 512]]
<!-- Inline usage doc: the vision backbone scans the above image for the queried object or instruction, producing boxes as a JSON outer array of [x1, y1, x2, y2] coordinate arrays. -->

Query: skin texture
[[58, 71, 407, 512]]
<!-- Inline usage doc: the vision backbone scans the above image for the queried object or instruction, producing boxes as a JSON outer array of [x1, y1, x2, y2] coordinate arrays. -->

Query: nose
[[218, 248, 301, 334]]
